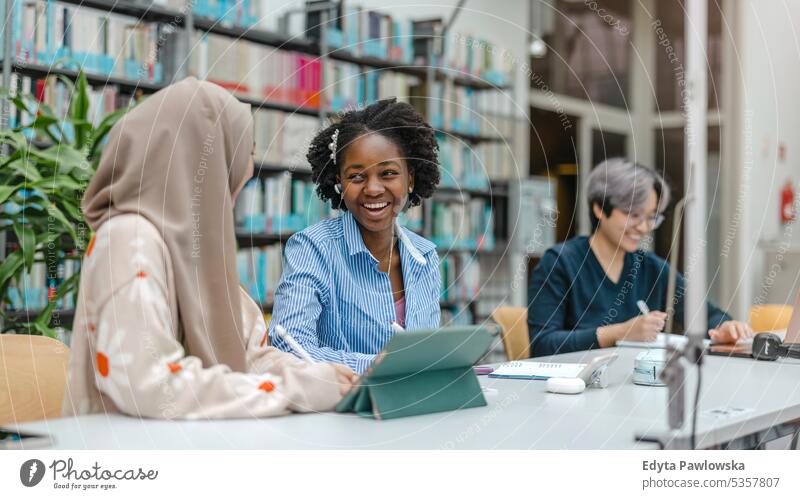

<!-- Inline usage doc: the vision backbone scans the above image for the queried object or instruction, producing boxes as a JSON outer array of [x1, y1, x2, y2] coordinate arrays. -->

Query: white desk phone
[[546, 352, 619, 394]]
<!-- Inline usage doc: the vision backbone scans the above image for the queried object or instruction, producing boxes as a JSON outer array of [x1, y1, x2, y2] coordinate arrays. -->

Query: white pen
[[390, 321, 405, 334], [274, 325, 315, 363], [636, 300, 650, 315]]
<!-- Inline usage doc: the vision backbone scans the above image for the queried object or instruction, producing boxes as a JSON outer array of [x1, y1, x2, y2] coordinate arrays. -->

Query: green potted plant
[[0, 72, 128, 337]]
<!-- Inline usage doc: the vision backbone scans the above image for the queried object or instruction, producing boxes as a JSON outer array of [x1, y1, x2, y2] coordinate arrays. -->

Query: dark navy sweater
[[527, 236, 731, 357]]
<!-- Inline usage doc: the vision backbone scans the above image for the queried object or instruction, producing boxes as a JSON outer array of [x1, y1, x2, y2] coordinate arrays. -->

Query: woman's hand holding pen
[[597, 311, 667, 347]]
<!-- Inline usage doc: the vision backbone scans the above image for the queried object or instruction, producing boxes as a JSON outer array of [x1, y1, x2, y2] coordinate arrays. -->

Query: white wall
[[725, 0, 800, 315]]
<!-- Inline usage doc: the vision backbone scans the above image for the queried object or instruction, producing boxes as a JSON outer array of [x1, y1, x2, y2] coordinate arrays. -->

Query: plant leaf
[[71, 72, 90, 149], [40, 199, 78, 241], [25, 144, 87, 174], [13, 223, 36, 269], [88, 108, 127, 159], [32, 173, 84, 194], [6, 157, 43, 182], [32, 272, 81, 338], [0, 185, 17, 205], [0, 251, 24, 290]]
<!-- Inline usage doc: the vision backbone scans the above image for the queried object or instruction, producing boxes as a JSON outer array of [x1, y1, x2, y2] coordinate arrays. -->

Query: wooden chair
[[749, 304, 795, 332], [0, 335, 70, 425], [491, 307, 530, 360]]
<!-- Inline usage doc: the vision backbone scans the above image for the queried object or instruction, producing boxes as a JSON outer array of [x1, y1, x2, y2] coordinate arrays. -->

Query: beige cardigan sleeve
[[84, 215, 342, 419]]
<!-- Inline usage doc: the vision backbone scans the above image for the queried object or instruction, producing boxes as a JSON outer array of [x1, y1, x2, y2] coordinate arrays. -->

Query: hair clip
[[328, 129, 340, 164]]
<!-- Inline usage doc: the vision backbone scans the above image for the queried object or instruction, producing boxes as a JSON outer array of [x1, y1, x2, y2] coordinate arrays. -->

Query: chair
[[749, 304, 795, 332], [0, 334, 70, 425], [491, 307, 530, 360]]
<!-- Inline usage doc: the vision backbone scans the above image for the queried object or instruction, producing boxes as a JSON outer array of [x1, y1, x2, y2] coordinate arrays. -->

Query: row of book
[[237, 245, 282, 305], [252, 110, 318, 167], [314, 2, 416, 63], [193, 33, 323, 108], [235, 175, 334, 234], [444, 31, 511, 86], [477, 113, 516, 181], [437, 134, 491, 191], [431, 200, 495, 251], [477, 140, 516, 181], [192, 33, 419, 111], [4, 254, 80, 312], [194, 0, 259, 27], [5, 0, 163, 83], [440, 253, 481, 303], [428, 82, 482, 135], [326, 62, 418, 112], [187, 0, 510, 86]]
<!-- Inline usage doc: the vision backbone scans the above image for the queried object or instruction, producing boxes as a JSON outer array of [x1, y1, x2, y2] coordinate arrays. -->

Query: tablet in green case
[[335, 326, 494, 420]]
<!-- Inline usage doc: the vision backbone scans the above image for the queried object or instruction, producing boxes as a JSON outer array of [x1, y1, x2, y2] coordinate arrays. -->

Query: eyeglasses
[[622, 211, 665, 229]]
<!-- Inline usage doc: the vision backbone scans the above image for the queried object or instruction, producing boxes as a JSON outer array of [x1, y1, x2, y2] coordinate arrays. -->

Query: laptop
[[708, 294, 800, 358]]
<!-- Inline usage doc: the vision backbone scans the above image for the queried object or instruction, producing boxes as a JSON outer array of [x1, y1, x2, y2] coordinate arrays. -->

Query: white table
[[17, 347, 800, 449]]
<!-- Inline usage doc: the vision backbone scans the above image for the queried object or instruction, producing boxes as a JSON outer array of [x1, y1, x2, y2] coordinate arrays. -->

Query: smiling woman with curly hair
[[268, 98, 443, 374]]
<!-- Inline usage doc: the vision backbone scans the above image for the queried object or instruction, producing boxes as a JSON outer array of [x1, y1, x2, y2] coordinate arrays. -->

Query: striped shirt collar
[[341, 210, 434, 265]]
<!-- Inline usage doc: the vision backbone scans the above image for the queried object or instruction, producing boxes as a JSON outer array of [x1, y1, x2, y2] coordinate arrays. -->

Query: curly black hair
[[307, 98, 440, 210]]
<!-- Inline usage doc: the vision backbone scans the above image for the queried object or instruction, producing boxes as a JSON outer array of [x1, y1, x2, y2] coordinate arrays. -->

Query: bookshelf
[[1, 0, 520, 331]]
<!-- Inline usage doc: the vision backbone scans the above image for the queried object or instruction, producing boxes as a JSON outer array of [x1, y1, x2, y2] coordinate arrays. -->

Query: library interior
[[2, 0, 800, 453]]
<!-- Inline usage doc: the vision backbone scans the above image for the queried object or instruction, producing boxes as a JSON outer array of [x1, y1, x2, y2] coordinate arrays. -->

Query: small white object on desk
[[546, 377, 586, 394], [273, 325, 315, 363], [632, 349, 667, 386]]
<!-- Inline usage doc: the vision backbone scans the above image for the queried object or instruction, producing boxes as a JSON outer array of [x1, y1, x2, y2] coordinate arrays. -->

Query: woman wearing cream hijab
[[63, 77, 354, 419]]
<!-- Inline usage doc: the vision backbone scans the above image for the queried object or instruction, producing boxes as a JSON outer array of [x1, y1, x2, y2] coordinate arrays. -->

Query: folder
[[336, 326, 494, 420]]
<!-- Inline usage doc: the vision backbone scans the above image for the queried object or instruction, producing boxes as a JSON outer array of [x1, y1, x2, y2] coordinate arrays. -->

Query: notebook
[[488, 361, 586, 380], [617, 333, 711, 349]]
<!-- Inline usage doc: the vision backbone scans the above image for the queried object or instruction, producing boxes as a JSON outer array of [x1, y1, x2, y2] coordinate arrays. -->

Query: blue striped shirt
[[268, 211, 442, 373]]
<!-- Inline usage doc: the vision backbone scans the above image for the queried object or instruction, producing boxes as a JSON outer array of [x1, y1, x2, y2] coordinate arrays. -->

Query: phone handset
[[575, 352, 619, 388]]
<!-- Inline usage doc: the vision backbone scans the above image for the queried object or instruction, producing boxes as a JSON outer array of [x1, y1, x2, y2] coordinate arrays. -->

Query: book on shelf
[[237, 245, 282, 305], [436, 134, 490, 191], [439, 253, 480, 304], [234, 174, 333, 234], [192, 32, 322, 108], [194, 0, 259, 27], [428, 81, 481, 134], [431, 199, 495, 251], [318, 3, 413, 63], [3, 0, 164, 83], [446, 31, 511, 86], [252, 109, 318, 167]]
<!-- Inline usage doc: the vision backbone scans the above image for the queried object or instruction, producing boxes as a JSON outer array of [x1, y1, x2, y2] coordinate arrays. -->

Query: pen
[[636, 300, 650, 315], [390, 321, 405, 334], [273, 325, 315, 363]]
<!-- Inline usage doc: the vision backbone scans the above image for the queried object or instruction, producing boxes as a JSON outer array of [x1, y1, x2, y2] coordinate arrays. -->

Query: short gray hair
[[586, 158, 670, 231]]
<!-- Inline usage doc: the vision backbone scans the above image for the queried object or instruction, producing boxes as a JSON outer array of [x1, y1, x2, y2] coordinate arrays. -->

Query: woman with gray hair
[[527, 158, 752, 357]]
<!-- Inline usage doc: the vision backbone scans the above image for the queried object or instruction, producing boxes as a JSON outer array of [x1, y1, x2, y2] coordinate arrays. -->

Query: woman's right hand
[[598, 311, 667, 346], [330, 363, 358, 395]]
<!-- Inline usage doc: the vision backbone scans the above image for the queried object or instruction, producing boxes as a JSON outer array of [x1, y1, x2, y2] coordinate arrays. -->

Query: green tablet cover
[[335, 326, 494, 420]]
